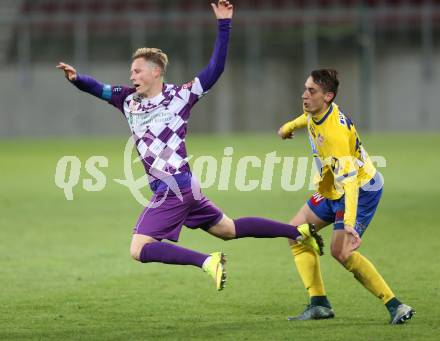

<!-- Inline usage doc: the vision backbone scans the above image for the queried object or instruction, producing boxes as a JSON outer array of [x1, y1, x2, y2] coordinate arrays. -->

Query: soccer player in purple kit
[[57, 0, 323, 292]]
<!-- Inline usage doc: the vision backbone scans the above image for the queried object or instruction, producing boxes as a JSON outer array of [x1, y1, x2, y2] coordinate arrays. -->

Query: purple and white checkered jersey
[[70, 19, 231, 188], [109, 79, 207, 181]]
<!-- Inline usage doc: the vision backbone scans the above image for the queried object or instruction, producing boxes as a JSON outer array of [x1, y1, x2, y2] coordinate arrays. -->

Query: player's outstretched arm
[[278, 122, 296, 139], [196, 1, 233, 92], [278, 113, 308, 139], [56, 62, 77, 81], [56, 61, 111, 101]]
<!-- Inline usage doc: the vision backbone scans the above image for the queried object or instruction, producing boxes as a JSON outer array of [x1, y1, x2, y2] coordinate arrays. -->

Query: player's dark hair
[[310, 69, 339, 102]]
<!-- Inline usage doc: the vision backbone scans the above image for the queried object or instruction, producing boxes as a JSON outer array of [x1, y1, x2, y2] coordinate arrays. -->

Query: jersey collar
[[311, 103, 333, 125], [142, 84, 166, 106]]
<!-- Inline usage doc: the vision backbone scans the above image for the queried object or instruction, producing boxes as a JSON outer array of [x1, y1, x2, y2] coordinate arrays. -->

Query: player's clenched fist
[[56, 62, 77, 81], [278, 122, 295, 139]]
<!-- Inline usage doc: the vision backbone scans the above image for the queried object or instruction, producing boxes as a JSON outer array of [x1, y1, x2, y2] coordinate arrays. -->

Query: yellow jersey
[[281, 102, 377, 227]]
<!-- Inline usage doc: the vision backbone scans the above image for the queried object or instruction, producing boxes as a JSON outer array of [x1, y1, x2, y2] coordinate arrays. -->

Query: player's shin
[[343, 251, 395, 304], [139, 241, 208, 267], [233, 217, 302, 240], [291, 243, 331, 308]]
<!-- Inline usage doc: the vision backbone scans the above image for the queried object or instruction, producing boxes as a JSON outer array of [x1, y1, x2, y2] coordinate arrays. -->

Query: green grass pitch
[[1, 133, 439, 340]]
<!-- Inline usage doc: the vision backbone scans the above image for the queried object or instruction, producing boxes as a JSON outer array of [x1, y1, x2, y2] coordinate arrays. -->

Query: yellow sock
[[344, 251, 395, 304], [291, 243, 326, 297]]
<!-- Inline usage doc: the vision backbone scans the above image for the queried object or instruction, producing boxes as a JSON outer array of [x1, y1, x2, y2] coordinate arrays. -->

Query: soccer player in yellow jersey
[[278, 69, 414, 324]]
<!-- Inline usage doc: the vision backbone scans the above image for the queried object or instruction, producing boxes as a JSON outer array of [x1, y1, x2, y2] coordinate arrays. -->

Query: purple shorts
[[133, 186, 224, 242]]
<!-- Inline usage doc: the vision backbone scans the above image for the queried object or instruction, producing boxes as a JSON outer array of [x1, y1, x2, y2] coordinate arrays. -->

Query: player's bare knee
[[330, 244, 342, 261], [330, 246, 350, 264], [331, 252, 346, 264], [211, 217, 236, 240], [130, 244, 142, 261], [130, 235, 157, 261], [289, 213, 306, 227], [220, 227, 236, 240]]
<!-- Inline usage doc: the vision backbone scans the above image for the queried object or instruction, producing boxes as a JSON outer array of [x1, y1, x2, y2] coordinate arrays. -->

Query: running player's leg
[[179, 184, 325, 252], [131, 233, 226, 291], [202, 210, 323, 254], [182, 191, 326, 291], [131, 233, 208, 267], [287, 202, 334, 320], [182, 194, 230, 291], [330, 187, 414, 324], [202, 213, 325, 292], [204, 215, 235, 240], [130, 190, 211, 271], [330, 229, 411, 323], [204, 214, 323, 254]]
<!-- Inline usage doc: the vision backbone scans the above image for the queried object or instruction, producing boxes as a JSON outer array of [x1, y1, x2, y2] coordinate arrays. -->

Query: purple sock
[[139, 242, 209, 268], [234, 217, 301, 240]]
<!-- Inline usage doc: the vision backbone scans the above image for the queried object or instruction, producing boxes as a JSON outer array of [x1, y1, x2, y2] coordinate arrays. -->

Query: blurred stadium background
[[2, 2, 440, 340], [0, 0, 438, 137]]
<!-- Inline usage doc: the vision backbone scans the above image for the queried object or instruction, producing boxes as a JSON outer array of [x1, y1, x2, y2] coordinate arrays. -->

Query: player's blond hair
[[132, 48, 168, 75]]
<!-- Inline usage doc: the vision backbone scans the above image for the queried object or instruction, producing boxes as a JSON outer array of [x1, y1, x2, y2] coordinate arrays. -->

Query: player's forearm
[[342, 180, 359, 227], [280, 114, 308, 135], [71, 74, 111, 101], [197, 19, 231, 91]]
